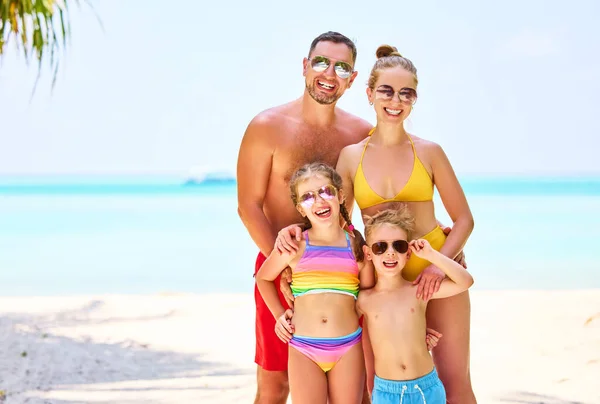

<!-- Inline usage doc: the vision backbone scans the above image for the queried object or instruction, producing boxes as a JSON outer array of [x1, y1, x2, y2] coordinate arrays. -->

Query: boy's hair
[[364, 206, 415, 241], [289, 162, 366, 261]]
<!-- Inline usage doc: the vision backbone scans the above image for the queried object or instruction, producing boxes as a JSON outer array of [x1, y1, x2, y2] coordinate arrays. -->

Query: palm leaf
[[0, 0, 100, 95]]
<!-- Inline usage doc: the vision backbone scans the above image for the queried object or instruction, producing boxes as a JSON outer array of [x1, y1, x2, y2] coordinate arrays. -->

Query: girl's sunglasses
[[298, 184, 338, 208], [370, 240, 409, 255], [308, 56, 354, 79]]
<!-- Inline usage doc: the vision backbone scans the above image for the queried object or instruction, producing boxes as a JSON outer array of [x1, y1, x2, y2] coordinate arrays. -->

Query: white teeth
[[316, 208, 330, 215], [318, 81, 334, 89], [385, 108, 402, 115]]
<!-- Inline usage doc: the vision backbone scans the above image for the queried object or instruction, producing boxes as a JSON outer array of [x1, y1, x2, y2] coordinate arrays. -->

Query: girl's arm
[[357, 249, 375, 290], [256, 249, 296, 320]]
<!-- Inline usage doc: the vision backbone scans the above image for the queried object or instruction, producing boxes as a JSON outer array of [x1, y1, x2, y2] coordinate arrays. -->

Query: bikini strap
[[407, 134, 417, 156], [303, 230, 310, 246], [359, 133, 373, 164], [344, 232, 352, 248]]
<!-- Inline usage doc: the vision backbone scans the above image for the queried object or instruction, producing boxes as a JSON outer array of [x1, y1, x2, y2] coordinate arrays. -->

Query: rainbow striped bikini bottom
[[289, 327, 362, 372]]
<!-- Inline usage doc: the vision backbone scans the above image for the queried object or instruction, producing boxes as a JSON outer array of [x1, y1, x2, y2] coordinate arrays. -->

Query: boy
[[358, 209, 475, 403]]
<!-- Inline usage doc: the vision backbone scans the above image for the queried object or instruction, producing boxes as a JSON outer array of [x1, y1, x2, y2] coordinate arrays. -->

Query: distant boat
[[183, 166, 236, 186]]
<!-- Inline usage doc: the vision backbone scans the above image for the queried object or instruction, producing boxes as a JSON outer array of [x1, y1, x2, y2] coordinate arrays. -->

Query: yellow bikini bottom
[[403, 226, 447, 282]]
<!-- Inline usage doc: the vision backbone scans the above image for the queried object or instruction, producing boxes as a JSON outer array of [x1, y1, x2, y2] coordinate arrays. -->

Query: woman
[[277, 44, 476, 403], [337, 44, 476, 403]]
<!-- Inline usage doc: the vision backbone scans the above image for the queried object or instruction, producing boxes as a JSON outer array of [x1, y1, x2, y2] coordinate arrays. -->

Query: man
[[237, 31, 458, 404], [236, 31, 373, 404]]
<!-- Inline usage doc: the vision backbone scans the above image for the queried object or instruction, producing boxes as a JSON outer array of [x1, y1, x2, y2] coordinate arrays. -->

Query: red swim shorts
[[254, 252, 290, 371]]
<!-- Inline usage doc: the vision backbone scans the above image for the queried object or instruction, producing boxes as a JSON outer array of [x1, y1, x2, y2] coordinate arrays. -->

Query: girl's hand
[[274, 309, 295, 343]]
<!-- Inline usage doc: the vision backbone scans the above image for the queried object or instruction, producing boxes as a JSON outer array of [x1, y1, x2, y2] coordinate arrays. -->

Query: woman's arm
[[430, 143, 475, 260]]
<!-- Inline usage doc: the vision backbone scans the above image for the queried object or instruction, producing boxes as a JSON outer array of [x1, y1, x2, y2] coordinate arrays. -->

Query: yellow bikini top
[[353, 128, 434, 210]]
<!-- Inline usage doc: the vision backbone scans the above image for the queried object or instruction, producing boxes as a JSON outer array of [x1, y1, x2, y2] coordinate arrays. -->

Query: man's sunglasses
[[298, 184, 338, 208], [370, 240, 409, 255], [375, 85, 418, 105], [308, 56, 354, 79]]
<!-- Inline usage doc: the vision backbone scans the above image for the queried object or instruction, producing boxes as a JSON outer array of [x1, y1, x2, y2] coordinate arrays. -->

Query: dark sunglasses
[[308, 56, 354, 79], [298, 184, 338, 208], [370, 240, 409, 255], [375, 85, 417, 105]]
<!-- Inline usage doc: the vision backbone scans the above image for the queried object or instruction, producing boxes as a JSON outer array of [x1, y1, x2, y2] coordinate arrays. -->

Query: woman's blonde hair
[[367, 44, 418, 90]]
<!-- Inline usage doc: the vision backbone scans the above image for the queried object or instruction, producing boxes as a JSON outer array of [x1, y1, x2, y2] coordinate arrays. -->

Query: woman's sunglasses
[[375, 85, 418, 105], [298, 184, 338, 208], [370, 240, 409, 255], [308, 56, 354, 79]]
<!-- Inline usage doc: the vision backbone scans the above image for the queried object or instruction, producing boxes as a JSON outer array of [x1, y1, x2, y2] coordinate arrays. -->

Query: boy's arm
[[411, 240, 474, 300], [430, 250, 474, 299], [256, 249, 295, 319]]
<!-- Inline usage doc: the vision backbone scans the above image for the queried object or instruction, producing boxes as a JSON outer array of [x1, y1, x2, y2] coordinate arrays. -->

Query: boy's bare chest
[[369, 294, 422, 322]]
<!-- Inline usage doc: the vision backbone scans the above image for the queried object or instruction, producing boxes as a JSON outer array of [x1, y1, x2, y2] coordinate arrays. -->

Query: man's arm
[[236, 116, 277, 256]]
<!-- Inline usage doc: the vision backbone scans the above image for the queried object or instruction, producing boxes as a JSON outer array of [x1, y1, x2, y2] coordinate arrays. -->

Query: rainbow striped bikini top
[[291, 230, 360, 299]]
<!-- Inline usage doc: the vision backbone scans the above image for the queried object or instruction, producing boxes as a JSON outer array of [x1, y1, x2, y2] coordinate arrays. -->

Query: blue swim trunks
[[372, 368, 446, 403]]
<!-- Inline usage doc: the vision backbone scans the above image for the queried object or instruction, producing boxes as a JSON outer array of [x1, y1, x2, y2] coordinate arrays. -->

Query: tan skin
[[236, 40, 372, 404], [358, 224, 474, 386], [276, 66, 476, 402], [256, 175, 375, 404], [337, 66, 477, 403]]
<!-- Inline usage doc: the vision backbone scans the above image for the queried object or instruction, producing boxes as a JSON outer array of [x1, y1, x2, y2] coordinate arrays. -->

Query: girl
[[256, 162, 374, 404]]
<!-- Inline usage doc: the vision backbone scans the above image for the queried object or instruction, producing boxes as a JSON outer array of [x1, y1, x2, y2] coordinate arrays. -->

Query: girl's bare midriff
[[292, 293, 359, 338]]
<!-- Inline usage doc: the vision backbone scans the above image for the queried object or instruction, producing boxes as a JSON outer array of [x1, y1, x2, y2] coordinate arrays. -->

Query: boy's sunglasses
[[308, 56, 354, 79], [370, 240, 409, 255], [375, 85, 418, 105], [299, 184, 338, 208]]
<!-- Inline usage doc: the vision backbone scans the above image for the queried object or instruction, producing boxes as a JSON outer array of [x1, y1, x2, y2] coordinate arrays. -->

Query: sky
[[1, 0, 599, 178]]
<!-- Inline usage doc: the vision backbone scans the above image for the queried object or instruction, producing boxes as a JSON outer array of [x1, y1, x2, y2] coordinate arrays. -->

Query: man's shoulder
[[248, 102, 298, 128], [337, 108, 373, 132]]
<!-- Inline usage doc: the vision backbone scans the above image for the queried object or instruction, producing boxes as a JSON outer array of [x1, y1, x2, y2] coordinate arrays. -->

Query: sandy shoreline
[[0, 290, 599, 403]]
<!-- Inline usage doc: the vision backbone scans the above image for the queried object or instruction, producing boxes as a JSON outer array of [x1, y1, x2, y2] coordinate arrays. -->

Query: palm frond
[[0, 0, 99, 95]]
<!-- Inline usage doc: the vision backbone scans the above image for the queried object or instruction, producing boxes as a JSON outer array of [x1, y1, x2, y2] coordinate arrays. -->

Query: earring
[[369, 101, 373, 106]]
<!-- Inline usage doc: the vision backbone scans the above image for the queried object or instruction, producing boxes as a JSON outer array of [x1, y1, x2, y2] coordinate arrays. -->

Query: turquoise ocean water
[[1, 176, 599, 296]]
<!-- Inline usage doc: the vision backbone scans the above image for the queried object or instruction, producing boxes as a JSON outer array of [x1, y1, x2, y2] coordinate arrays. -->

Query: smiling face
[[366, 223, 410, 276], [367, 66, 417, 124], [303, 40, 358, 105], [295, 174, 342, 228]]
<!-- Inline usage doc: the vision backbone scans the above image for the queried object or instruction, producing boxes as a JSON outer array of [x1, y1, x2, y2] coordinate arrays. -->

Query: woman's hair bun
[[376, 44, 402, 59]]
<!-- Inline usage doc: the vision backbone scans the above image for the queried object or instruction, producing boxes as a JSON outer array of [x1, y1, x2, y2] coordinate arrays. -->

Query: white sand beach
[[1, 290, 599, 404]]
